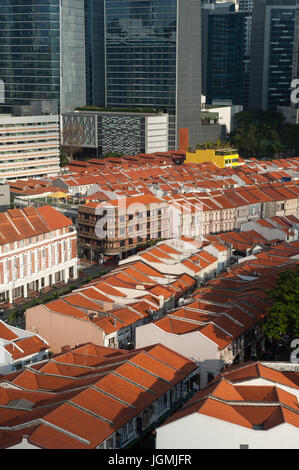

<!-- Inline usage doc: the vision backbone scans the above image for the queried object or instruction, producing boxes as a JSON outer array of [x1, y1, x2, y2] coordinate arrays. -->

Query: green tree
[[59, 148, 69, 167], [230, 110, 286, 159], [263, 266, 299, 341], [102, 151, 125, 159]]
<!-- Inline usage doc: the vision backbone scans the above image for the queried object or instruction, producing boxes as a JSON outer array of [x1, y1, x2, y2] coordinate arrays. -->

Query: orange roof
[[5, 336, 48, 360], [161, 374, 299, 432], [0, 342, 197, 449]]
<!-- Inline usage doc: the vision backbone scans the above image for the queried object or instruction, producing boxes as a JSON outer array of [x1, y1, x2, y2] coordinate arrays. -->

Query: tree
[[102, 151, 125, 159], [263, 266, 299, 341], [59, 147, 69, 167], [230, 110, 286, 159], [61, 122, 84, 161]]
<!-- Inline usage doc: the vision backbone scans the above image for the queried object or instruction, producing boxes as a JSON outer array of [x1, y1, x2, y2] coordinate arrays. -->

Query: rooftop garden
[[75, 106, 163, 114]]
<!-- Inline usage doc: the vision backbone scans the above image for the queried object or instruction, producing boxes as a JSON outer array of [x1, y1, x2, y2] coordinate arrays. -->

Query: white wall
[[156, 412, 299, 449], [241, 221, 286, 241], [135, 323, 220, 388], [145, 115, 168, 153]]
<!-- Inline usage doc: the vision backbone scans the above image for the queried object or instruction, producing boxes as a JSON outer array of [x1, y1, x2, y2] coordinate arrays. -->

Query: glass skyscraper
[[0, 0, 86, 113], [85, 0, 105, 106], [105, 0, 177, 111], [204, 12, 247, 106], [249, 0, 296, 111], [101, 0, 202, 149]]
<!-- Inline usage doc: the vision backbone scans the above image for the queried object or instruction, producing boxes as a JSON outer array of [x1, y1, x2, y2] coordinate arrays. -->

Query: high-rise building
[[0, 113, 60, 181], [202, 1, 252, 108], [202, 8, 248, 106], [237, 0, 253, 11], [94, 0, 202, 150], [249, 0, 296, 111], [85, 0, 105, 107], [0, 0, 86, 113], [290, 0, 299, 122]]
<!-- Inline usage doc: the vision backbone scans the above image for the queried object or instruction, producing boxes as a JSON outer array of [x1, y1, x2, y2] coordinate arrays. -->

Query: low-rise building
[[136, 241, 299, 388], [0, 342, 199, 449], [241, 215, 299, 243], [156, 361, 299, 449], [0, 206, 78, 304], [185, 148, 240, 168], [78, 194, 169, 262], [25, 255, 197, 353], [0, 320, 49, 375]]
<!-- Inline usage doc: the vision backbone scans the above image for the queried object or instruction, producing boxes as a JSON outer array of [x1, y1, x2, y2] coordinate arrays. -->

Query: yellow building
[[185, 148, 240, 168]]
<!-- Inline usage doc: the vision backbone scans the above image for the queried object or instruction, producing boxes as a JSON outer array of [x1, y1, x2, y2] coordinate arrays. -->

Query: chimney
[[61, 345, 71, 353], [179, 128, 189, 153]]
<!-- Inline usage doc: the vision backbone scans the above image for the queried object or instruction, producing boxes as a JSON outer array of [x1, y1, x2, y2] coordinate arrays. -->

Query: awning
[[48, 191, 68, 199]]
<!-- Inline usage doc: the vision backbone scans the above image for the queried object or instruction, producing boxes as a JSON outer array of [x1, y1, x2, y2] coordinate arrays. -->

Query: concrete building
[[78, 195, 170, 262], [156, 361, 299, 449], [0, 114, 60, 181], [0, 206, 78, 304], [91, 0, 202, 150], [0, 184, 10, 211], [62, 110, 169, 157], [185, 148, 240, 168], [201, 96, 243, 135]]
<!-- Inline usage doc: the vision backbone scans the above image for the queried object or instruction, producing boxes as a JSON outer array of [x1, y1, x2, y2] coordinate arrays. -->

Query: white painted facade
[[135, 322, 224, 388], [0, 225, 78, 304], [156, 412, 299, 449], [145, 114, 168, 153]]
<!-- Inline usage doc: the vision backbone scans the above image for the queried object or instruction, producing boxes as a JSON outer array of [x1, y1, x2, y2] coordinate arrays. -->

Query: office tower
[[237, 0, 253, 10], [101, 0, 202, 150], [85, 0, 105, 106], [0, 0, 86, 113], [290, 0, 299, 122], [202, 7, 247, 106], [237, 0, 253, 109], [202, 1, 252, 108], [249, 0, 296, 111]]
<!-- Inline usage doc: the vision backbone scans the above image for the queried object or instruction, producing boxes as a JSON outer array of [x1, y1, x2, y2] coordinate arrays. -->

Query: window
[[128, 420, 133, 434], [207, 372, 215, 384]]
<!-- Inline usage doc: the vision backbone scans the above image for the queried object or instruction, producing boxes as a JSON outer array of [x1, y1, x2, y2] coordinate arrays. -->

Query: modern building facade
[[85, 0, 105, 107], [93, 0, 202, 150], [62, 110, 168, 156], [202, 2, 251, 108], [0, 0, 86, 113], [290, 0, 299, 122], [0, 114, 60, 181], [249, 0, 296, 111]]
